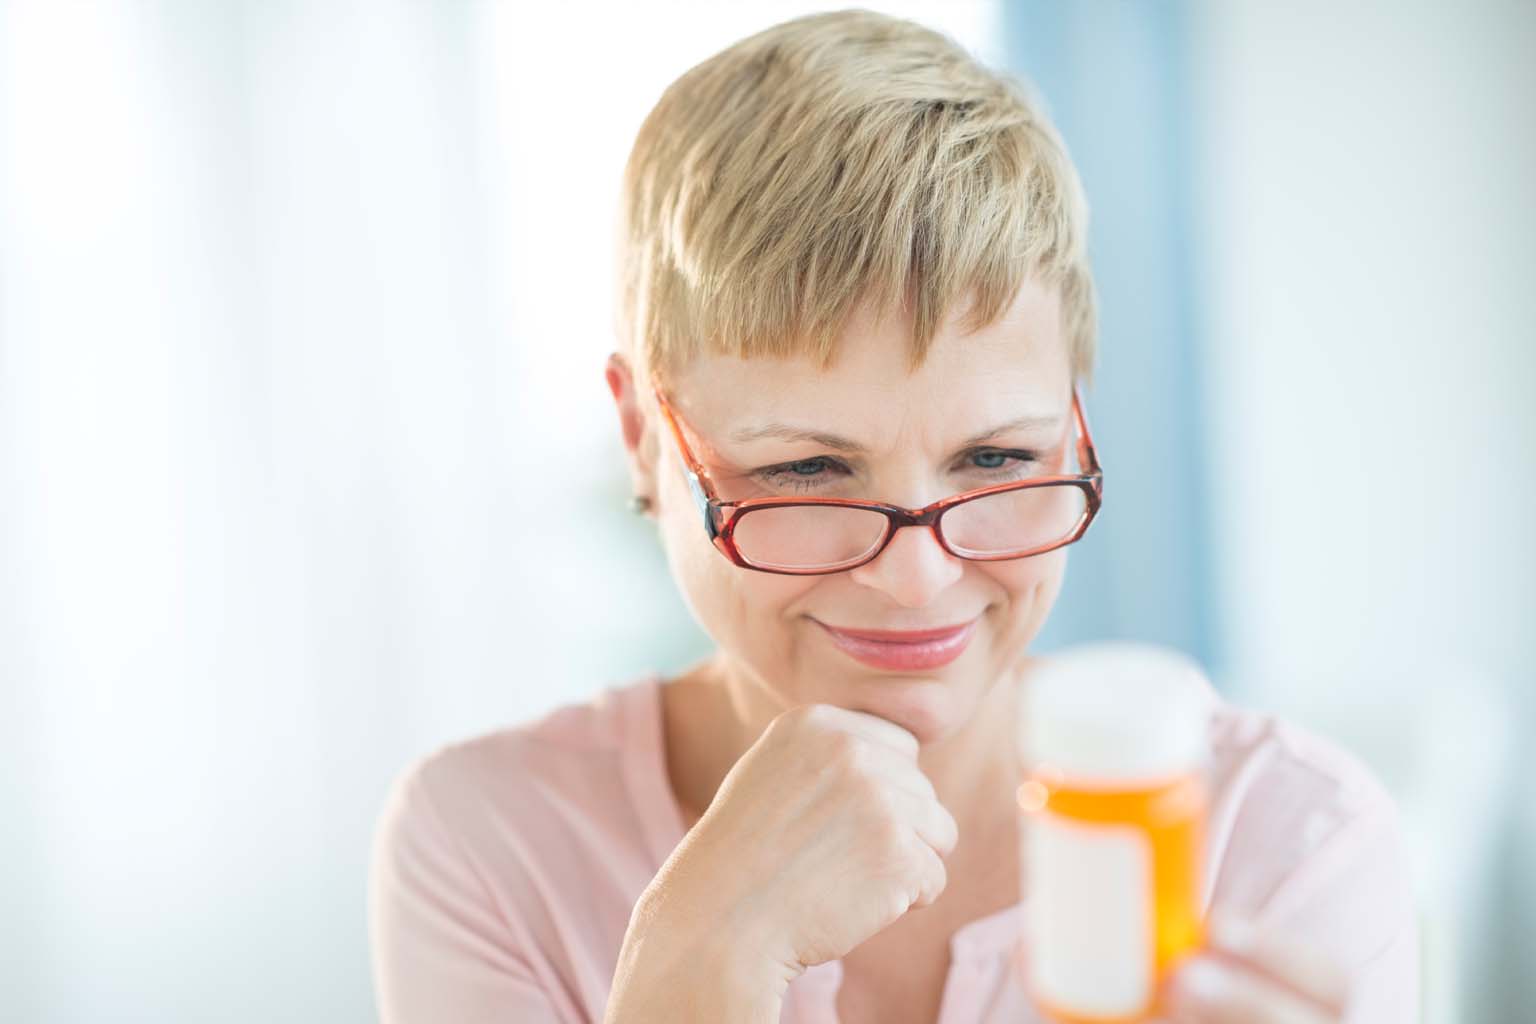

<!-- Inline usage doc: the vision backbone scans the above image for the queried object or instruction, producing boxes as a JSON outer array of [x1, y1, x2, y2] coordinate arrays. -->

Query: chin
[[835, 669, 983, 746]]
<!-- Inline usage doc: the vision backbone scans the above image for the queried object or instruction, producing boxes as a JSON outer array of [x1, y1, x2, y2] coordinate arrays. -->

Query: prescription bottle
[[1016, 642, 1214, 1023]]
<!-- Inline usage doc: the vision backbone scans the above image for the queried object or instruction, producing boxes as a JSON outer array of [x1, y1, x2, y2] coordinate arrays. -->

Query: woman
[[369, 10, 1417, 1023]]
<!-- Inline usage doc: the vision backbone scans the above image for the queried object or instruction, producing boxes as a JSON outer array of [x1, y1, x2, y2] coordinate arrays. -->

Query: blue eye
[[972, 450, 1012, 470], [756, 457, 847, 491]]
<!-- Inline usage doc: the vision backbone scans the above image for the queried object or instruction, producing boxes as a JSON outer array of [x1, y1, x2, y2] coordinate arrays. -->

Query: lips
[[814, 617, 979, 671], [822, 622, 975, 642]]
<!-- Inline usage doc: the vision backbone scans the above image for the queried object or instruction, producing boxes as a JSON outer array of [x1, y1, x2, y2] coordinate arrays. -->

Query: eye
[[754, 457, 848, 491], [966, 448, 1040, 471], [784, 458, 831, 476], [751, 449, 1045, 493]]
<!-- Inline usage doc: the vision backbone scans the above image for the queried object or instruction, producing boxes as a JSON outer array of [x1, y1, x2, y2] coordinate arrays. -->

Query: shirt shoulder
[[414, 678, 639, 812], [369, 674, 672, 1022], [404, 671, 674, 888]]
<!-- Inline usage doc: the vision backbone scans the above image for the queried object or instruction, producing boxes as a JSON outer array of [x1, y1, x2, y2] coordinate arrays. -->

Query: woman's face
[[612, 276, 1075, 744]]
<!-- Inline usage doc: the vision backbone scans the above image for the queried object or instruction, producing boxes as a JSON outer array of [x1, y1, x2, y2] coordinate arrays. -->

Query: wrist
[[607, 887, 793, 1022]]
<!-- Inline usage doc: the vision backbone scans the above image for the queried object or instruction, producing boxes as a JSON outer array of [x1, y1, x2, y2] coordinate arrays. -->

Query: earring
[[627, 494, 653, 515]]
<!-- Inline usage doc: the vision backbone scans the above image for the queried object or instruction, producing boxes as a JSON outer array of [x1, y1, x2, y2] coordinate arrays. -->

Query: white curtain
[[0, 2, 1001, 1019]]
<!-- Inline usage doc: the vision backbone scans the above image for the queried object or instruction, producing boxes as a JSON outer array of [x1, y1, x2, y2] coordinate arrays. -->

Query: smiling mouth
[[817, 621, 976, 642], [813, 617, 979, 671]]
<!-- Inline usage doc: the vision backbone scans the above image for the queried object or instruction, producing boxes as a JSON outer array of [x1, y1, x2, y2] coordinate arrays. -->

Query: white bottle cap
[[1021, 641, 1216, 786]]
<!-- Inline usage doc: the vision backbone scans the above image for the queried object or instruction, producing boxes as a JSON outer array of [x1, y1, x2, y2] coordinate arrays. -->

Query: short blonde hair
[[616, 8, 1097, 387]]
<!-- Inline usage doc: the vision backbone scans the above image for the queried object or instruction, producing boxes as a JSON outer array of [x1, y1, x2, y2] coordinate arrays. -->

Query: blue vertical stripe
[[1003, 2, 1221, 679]]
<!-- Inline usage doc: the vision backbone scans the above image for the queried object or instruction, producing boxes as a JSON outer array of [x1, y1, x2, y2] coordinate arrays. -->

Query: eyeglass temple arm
[[649, 371, 726, 539], [1071, 382, 1103, 482]]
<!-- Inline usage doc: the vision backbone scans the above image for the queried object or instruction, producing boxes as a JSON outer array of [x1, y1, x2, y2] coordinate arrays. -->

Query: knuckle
[[852, 773, 892, 816], [870, 784, 902, 820], [771, 703, 816, 735], [873, 814, 908, 854], [768, 704, 834, 751], [800, 702, 839, 729], [827, 731, 867, 772]]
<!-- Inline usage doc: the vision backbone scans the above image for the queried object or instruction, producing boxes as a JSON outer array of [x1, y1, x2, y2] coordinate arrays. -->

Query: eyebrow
[[727, 414, 1064, 455]]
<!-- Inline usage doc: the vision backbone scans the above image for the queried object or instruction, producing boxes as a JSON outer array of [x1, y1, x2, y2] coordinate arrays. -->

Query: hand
[[1151, 910, 1350, 1023], [634, 702, 959, 980]]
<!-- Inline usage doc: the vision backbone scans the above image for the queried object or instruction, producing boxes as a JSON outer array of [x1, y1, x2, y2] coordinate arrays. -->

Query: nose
[[846, 520, 964, 608]]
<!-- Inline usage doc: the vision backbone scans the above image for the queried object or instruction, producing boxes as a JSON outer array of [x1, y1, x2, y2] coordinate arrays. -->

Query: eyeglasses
[[648, 368, 1104, 576]]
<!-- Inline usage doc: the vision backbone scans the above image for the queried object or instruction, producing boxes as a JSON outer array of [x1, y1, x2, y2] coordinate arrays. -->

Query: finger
[[854, 740, 941, 802], [1161, 955, 1335, 1024], [827, 705, 922, 757], [885, 783, 959, 857], [1206, 911, 1350, 1011], [908, 835, 948, 908]]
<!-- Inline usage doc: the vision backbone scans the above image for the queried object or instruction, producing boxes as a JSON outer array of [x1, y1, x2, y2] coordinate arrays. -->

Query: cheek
[[655, 492, 818, 642], [983, 548, 1069, 645]]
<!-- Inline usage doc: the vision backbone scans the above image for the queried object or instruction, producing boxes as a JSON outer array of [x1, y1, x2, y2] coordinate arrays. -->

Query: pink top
[[368, 673, 1419, 1022]]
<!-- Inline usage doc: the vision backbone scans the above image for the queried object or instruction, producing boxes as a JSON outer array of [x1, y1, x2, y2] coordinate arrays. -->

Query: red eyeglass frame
[[647, 368, 1105, 575]]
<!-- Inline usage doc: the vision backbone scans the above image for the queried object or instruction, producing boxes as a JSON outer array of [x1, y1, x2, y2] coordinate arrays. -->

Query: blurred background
[[1, 1, 1530, 1020]]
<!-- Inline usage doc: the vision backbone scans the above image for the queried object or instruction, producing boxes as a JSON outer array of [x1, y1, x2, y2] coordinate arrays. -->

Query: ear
[[604, 351, 659, 511]]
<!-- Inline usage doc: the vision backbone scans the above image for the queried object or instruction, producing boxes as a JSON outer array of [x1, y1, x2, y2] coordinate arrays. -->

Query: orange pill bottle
[[1017, 643, 1214, 1023]]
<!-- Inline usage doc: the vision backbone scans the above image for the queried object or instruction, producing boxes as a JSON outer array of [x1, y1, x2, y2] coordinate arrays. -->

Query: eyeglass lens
[[729, 483, 1089, 572]]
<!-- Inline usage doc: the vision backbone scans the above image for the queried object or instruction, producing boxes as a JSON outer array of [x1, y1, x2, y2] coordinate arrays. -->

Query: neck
[[916, 663, 1025, 826]]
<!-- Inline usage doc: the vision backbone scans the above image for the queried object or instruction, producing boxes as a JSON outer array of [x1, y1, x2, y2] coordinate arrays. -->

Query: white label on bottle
[[1026, 812, 1153, 1018]]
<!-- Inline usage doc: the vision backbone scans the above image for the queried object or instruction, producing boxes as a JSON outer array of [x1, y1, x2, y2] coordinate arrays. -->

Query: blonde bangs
[[617, 9, 1097, 387]]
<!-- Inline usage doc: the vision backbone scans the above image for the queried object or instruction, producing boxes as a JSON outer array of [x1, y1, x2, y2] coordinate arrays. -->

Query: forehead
[[668, 276, 1070, 437]]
